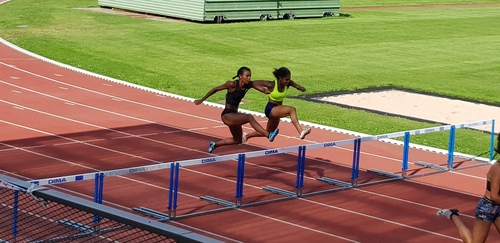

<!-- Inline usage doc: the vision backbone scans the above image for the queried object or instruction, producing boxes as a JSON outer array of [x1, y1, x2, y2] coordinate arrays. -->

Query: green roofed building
[[98, 0, 340, 23]]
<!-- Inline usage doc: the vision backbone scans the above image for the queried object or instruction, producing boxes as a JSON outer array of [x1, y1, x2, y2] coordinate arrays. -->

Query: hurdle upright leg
[[173, 163, 180, 218], [12, 190, 19, 241], [490, 119, 496, 162], [295, 146, 306, 197], [447, 125, 456, 170], [167, 163, 175, 219], [402, 132, 410, 178], [351, 139, 361, 187], [235, 154, 245, 207]]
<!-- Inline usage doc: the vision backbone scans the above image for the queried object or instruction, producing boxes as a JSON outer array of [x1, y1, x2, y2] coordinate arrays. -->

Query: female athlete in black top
[[194, 66, 279, 153]]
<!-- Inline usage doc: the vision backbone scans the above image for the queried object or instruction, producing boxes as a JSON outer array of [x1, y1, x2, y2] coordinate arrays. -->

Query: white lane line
[[301, 197, 461, 241], [0, 62, 221, 123], [237, 208, 360, 242], [0, 105, 202, 157], [0, 79, 220, 130]]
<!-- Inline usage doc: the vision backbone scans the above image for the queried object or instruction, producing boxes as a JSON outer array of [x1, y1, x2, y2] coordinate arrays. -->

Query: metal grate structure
[[0, 174, 221, 243]]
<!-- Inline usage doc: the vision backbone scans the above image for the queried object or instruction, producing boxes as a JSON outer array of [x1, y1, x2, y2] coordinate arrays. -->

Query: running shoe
[[437, 209, 459, 220], [208, 141, 216, 153], [268, 128, 279, 142], [300, 127, 311, 140], [242, 132, 248, 144]]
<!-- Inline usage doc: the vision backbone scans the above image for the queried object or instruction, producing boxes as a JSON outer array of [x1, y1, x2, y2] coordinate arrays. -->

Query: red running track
[[1, 40, 498, 242]]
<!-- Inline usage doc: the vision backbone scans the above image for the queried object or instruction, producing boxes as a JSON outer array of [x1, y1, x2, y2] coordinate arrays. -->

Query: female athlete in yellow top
[[243, 67, 310, 142]]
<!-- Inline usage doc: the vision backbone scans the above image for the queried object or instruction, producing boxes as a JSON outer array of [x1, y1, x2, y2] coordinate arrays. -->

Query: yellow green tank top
[[269, 80, 288, 102]]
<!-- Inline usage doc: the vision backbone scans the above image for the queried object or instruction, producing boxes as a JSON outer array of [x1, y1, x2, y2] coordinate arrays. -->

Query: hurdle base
[[133, 207, 170, 221], [29, 219, 100, 243], [262, 186, 298, 198], [316, 177, 353, 188], [367, 169, 403, 179], [58, 219, 94, 233], [200, 195, 237, 208], [414, 161, 449, 171]]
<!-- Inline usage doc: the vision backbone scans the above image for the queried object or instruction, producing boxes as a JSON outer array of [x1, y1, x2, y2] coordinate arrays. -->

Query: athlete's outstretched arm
[[289, 80, 306, 92], [194, 81, 234, 105], [251, 81, 272, 94]]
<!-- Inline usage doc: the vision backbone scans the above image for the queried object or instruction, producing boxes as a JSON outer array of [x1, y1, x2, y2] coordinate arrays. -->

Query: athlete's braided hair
[[232, 66, 251, 79]]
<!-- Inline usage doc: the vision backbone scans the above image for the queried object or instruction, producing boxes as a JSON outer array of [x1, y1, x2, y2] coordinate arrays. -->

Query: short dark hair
[[273, 67, 291, 79]]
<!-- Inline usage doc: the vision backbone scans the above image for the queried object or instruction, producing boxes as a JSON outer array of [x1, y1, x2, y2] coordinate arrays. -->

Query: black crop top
[[486, 180, 500, 195], [225, 80, 252, 108]]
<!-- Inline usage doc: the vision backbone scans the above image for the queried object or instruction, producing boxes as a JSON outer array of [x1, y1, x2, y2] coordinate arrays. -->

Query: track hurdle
[[28, 119, 495, 220], [368, 119, 495, 178]]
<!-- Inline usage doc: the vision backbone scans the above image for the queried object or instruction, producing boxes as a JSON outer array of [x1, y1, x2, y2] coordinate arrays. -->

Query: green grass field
[[1, 0, 499, 157]]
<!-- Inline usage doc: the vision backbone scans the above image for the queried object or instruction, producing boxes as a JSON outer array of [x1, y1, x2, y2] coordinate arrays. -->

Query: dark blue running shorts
[[475, 197, 500, 222], [264, 102, 278, 118]]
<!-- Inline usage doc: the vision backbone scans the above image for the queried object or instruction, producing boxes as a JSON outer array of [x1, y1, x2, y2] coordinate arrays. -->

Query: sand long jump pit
[[304, 88, 499, 133]]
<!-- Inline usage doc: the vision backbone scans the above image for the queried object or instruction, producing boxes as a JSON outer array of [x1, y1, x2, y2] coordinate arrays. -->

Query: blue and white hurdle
[[28, 119, 495, 220]]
